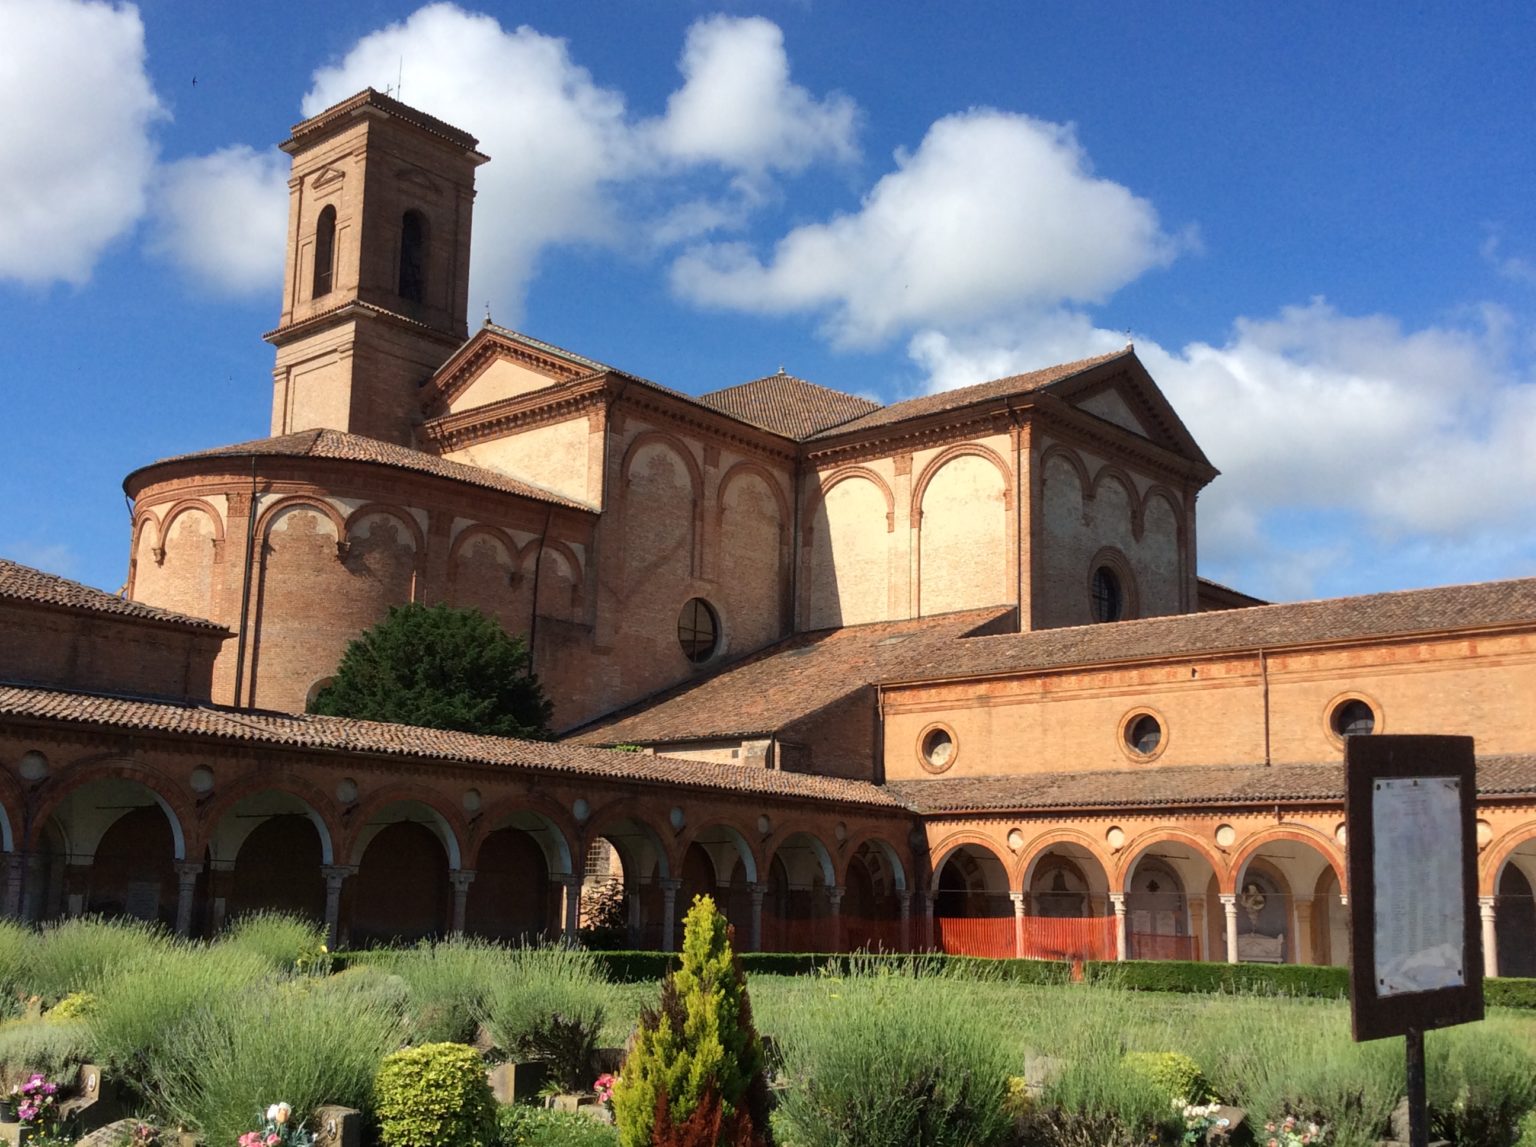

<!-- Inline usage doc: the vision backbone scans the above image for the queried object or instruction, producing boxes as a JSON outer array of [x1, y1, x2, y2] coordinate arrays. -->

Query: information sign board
[[1346, 734, 1482, 1042]]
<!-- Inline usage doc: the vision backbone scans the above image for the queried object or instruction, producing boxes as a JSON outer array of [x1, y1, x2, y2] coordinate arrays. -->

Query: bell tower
[[265, 89, 488, 445]]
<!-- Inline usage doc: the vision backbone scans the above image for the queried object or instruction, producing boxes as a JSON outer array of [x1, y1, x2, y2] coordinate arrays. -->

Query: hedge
[[330, 949, 1536, 1007]]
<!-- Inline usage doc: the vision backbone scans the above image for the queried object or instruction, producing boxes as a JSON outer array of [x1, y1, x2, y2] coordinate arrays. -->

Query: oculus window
[[677, 598, 719, 663], [1126, 713, 1162, 756], [1331, 698, 1376, 738]]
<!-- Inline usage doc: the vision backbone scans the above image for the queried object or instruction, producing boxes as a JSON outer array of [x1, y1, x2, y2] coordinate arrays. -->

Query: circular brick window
[[918, 724, 958, 773], [1119, 708, 1167, 761], [1330, 697, 1376, 738]]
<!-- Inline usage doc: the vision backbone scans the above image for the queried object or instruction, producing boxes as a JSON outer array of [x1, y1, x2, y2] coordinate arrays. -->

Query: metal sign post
[[1346, 735, 1483, 1147]]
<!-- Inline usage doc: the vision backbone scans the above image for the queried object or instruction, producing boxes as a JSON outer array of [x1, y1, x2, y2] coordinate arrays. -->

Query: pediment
[[1074, 384, 1151, 439], [1047, 351, 1215, 473], [422, 328, 598, 418], [311, 166, 346, 190]]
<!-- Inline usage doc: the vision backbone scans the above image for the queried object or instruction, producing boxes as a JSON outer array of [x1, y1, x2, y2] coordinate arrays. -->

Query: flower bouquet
[[238, 1103, 316, 1147], [11, 1074, 60, 1128]]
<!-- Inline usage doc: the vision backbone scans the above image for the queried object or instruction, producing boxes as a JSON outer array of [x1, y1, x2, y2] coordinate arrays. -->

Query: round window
[[1126, 713, 1162, 756], [1331, 698, 1375, 738], [677, 598, 719, 663], [919, 725, 956, 772], [1091, 566, 1123, 622]]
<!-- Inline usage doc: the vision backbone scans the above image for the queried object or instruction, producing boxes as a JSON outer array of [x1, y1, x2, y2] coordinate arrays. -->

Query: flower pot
[[0, 1102, 17, 1125]]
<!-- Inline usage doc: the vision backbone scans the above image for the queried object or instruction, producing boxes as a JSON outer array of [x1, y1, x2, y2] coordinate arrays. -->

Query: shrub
[[477, 946, 612, 1059], [1122, 1050, 1211, 1107], [0, 1019, 89, 1088], [220, 912, 330, 975], [28, 917, 172, 1003], [45, 992, 96, 1021], [86, 943, 273, 1101], [1488, 978, 1536, 1010], [144, 974, 406, 1145], [589, 952, 678, 983], [496, 1105, 619, 1147], [769, 961, 1014, 1147], [1081, 959, 1349, 998], [1427, 1025, 1536, 1147], [613, 895, 771, 1147], [515, 1012, 602, 1095], [375, 1043, 497, 1147], [357, 938, 511, 1045]]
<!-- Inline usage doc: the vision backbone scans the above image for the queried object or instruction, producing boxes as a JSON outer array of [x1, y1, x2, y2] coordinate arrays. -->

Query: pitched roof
[[696, 372, 881, 440], [566, 607, 1016, 745], [893, 576, 1536, 685], [129, 429, 589, 511], [0, 685, 903, 810], [888, 755, 1536, 814], [807, 348, 1133, 440], [0, 559, 225, 632]]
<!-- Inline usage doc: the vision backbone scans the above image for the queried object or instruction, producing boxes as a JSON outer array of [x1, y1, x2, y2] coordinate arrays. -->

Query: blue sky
[[3, 0, 1535, 604]]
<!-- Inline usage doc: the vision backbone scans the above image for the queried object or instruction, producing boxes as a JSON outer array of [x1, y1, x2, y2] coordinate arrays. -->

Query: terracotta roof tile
[[567, 607, 1016, 745], [899, 577, 1536, 684], [287, 89, 482, 153], [696, 373, 881, 440], [0, 559, 225, 632], [888, 754, 1536, 814], [135, 429, 590, 511], [807, 349, 1132, 440], [0, 685, 903, 810]]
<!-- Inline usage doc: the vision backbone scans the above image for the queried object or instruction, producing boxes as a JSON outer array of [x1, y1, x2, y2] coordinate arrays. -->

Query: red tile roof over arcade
[[0, 559, 225, 632], [887, 755, 1536, 814], [0, 685, 904, 810]]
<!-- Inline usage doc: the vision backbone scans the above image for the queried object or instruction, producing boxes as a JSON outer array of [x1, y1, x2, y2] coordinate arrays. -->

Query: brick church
[[3, 89, 1535, 972]]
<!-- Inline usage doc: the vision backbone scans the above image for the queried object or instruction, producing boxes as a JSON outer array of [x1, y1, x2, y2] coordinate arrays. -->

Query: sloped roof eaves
[[126, 430, 591, 512], [886, 577, 1536, 688], [0, 686, 902, 810], [0, 560, 226, 633], [567, 607, 1015, 745], [889, 754, 1536, 815], [695, 375, 882, 440], [806, 349, 1132, 441]]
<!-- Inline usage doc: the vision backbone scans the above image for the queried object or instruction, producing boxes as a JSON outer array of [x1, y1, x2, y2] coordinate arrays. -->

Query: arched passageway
[[842, 839, 907, 952], [762, 832, 834, 952], [1230, 835, 1343, 965], [678, 825, 755, 949], [1023, 843, 1115, 960], [932, 843, 1012, 957], [1495, 844, 1536, 978], [34, 778, 187, 930], [585, 816, 669, 949], [209, 790, 331, 933], [348, 801, 458, 945]]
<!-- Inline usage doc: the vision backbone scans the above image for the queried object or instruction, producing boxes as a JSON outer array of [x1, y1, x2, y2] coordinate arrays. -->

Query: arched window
[[312, 206, 336, 298], [398, 210, 427, 303]]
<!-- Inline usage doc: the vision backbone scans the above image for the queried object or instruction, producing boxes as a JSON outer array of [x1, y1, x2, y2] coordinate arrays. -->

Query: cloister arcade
[[4, 741, 1536, 971]]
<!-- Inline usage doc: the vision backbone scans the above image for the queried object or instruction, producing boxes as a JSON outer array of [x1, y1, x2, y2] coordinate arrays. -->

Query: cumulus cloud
[[670, 109, 1180, 347], [147, 147, 288, 295], [651, 15, 858, 177], [907, 301, 1536, 599], [303, 3, 634, 318], [0, 0, 162, 286]]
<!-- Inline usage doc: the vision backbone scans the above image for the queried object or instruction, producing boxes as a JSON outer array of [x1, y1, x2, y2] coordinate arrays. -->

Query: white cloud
[[907, 300, 1536, 600], [0, 0, 162, 286], [651, 15, 858, 177], [670, 109, 1180, 347], [148, 147, 288, 295], [303, 3, 635, 319]]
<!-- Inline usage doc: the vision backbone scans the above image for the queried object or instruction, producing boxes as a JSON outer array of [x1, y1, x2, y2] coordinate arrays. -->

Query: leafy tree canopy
[[309, 603, 553, 739]]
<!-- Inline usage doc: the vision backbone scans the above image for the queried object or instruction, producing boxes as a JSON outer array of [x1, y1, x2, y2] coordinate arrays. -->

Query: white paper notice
[[1373, 776, 1465, 997]]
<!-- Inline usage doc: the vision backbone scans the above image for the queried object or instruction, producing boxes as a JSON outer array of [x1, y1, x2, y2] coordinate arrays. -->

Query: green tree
[[309, 603, 553, 738], [613, 895, 772, 1147]]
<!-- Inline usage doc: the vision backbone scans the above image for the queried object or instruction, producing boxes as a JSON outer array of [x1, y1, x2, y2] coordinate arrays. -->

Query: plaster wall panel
[[446, 358, 561, 414], [808, 476, 891, 629], [717, 467, 786, 652], [442, 417, 594, 506], [917, 453, 1009, 616], [134, 506, 223, 626]]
